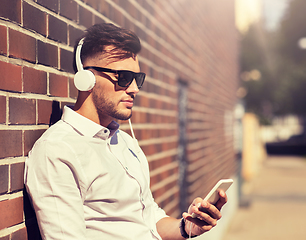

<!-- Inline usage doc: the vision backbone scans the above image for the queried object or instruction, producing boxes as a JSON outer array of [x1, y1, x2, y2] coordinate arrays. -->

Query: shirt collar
[[61, 106, 119, 140]]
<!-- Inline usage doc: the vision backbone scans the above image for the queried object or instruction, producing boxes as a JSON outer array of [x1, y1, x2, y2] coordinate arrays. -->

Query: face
[[85, 54, 140, 126]]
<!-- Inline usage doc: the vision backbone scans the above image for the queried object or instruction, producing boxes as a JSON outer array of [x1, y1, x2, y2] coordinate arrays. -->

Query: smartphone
[[192, 179, 233, 218]]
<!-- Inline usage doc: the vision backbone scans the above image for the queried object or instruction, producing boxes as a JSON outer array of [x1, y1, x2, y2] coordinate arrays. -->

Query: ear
[[74, 70, 96, 91]]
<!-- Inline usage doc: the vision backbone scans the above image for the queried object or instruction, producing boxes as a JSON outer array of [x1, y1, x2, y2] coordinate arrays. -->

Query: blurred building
[[0, 0, 239, 239]]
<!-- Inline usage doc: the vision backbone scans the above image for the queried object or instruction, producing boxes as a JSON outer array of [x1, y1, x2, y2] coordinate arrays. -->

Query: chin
[[113, 110, 132, 121]]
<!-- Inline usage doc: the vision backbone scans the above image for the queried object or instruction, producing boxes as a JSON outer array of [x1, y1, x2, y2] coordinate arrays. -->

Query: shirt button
[[104, 129, 108, 133], [125, 166, 128, 170]]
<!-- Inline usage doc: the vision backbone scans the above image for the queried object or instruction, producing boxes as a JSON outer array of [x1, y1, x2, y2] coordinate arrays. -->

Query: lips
[[121, 99, 134, 108]]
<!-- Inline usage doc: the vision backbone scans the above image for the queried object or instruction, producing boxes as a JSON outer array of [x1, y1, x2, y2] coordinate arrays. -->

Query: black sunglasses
[[84, 66, 146, 89]]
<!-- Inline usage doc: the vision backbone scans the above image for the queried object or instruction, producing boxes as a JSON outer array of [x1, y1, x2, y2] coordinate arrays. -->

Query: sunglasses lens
[[117, 72, 146, 89], [118, 72, 134, 87], [135, 73, 145, 89]]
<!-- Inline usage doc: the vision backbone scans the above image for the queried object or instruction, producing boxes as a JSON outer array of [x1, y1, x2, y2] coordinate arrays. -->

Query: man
[[24, 23, 228, 240]]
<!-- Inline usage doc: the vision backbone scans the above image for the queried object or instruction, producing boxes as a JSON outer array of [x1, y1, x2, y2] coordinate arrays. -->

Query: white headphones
[[74, 38, 96, 91]]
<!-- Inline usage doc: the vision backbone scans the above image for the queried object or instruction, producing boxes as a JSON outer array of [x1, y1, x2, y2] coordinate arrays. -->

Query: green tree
[[240, 22, 277, 123], [241, 0, 306, 122], [275, 0, 306, 116], [279, 0, 306, 66]]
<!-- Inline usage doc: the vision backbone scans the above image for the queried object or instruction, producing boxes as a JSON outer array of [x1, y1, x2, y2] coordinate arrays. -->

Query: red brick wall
[[0, 0, 239, 238]]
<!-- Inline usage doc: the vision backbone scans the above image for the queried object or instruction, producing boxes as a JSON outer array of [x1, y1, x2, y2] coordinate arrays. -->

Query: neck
[[73, 91, 113, 127]]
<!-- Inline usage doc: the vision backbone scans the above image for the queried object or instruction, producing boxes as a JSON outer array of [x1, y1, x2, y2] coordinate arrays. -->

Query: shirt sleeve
[[152, 201, 169, 222], [24, 139, 87, 240]]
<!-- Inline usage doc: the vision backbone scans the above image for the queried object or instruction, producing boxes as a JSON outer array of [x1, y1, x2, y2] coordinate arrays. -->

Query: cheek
[[93, 81, 121, 104], [95, 77, 117, 93]]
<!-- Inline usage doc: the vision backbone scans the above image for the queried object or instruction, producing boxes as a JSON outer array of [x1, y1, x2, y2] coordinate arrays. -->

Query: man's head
[[73, 23, 141, 73], [73, 23, 145, 127]]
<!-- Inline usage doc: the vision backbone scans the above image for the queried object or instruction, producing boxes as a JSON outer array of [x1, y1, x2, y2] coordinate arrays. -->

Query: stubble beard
[[92, 88, 132, 121]]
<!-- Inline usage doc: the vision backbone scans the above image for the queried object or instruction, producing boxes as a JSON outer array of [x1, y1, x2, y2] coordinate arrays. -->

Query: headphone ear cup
[[74, 70, 96, 91]]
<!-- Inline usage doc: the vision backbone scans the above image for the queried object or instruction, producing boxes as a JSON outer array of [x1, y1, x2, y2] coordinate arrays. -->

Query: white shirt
[[24, 106, 167, 240]]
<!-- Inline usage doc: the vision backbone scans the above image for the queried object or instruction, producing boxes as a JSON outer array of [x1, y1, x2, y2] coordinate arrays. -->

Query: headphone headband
[[75, 38, 85, 72]]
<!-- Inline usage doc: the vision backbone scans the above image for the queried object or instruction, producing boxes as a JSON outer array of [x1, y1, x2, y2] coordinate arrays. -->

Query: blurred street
[[222, 155, 306, 240]]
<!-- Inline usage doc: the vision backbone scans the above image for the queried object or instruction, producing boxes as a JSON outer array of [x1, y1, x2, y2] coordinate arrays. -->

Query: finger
[[192, 197, 203, 207], [215, 190, 228, 211], [183, 213, 214, 234], [188, 197, 203, 214], [183, 213, 213, 228], [194, 204, 221, 227], [198, 201, 222, 220]]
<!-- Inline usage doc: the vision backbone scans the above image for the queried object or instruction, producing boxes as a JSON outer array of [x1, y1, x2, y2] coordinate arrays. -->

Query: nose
[[126, 79, 139, 94]]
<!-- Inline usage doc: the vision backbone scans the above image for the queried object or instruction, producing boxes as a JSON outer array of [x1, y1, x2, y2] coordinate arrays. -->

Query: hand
[[182, 190, 227, 237]]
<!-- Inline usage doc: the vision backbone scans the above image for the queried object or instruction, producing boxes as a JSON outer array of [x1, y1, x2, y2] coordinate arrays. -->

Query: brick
[[48, 15, 67, 43], [0, 165, 9, 194], [59, 0, 78, 21], [0, 0, 21, 24], [9, 98, 36, 125], [69, 77, 78, 99], [23, 66, 47, 94], [11, 227, 28, 240], [112, 8, 124, 27], [84, 0, 100, 10], [0, 130, 22, 159], [0, 61, 22, 92], [0, 96, 6, 124], [37, 100, 52, 124], [122, 17, 132, 31], [117, 0, 128, 9], [10, 162, 25, 192], [24, 129, 45, 156], [79, 6, 93, 28], [37, 40, 58, 68], [0, 235, 10, 240], [68, 26, 84, 47], [9, 29, 36, 63], [60, 48, 74, 73], [49, 73, 68, 97], [0, 197, 23, 230], [94, 15, 105, 25], [0, 25, 7, 55], [37, 0, 58, 13], [99, 1, 109, 18], [23, 2, 47, 36]]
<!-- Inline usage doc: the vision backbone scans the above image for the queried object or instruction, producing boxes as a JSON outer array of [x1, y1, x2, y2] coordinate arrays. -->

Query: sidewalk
[[222, 155, 306, 240]]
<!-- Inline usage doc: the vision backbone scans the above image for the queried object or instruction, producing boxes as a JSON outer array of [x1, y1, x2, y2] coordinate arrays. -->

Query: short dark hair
[[73, 23, 141, 73]]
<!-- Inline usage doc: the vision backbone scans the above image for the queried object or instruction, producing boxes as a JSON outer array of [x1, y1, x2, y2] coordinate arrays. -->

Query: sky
[[236, 0, 290, 32], [263, 0, 290, 30], [235, 0, 262, 33]]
